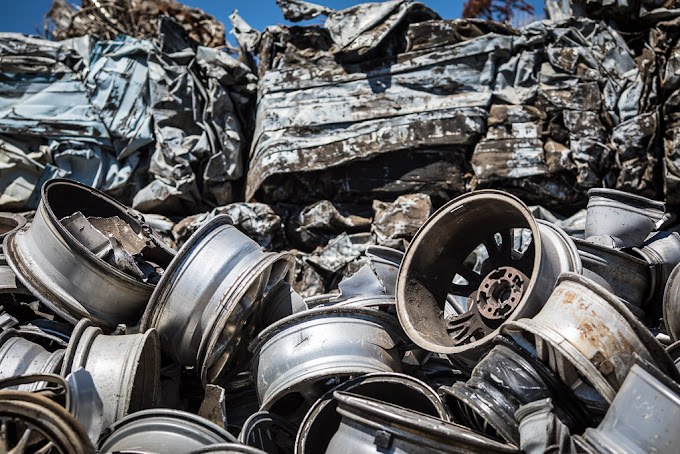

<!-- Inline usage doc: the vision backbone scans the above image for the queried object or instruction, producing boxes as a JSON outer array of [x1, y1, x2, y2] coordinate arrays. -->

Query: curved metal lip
[[198, 252, 296, 384], [296, 372, 448, 454], [141, 214, 295, 384], [441, 382, 514, 443], [573, 237, 653, 306], [587, 188, 666, 215], [632, 236, 676, 303], [513, 397, 553, 422], [4, 179, 169, 328], [61, 319, 160, 419], [572, 238, 649, 268], [438, 337, 558, 445], [536, 220, 582, 274], [249, 305, 404, 354], [101, 408, 237, 445], [238, 410, 297, 442], [0, 330, 66, 391], [306, 293, 396, 310], [17, 320, 71, 348], [311, 294, 395, 309], [37, 179, 159, 287], [504, 273, 680, 400], [4, 229, 93, 325], [333, 391, 516, 452], [555, 273, 679, 382], [664, 263, 680, 342], [573, 238, 650, 268], [0, 212, 26, 242], [396, 189, 542, 354], [140, 215, 236, 332], [238, 411, 297, 452], [666, 340, 680, 368], [0, 385, 94, 453], [0, 329, 18, 350], [60, 319, 93, 377], [188, 443, 267, 454], [260, 364, 397, 413], [365, 245, 404, 263], [504, 318, 616, 403], [0, 373, 71, 407]]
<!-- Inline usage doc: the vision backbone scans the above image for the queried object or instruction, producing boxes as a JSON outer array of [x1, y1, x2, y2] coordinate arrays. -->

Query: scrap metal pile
[[2, 0, 680, 453]]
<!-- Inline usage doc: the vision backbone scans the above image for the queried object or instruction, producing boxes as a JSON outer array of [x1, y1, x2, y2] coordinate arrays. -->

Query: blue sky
[[1, 0, 546, 44]]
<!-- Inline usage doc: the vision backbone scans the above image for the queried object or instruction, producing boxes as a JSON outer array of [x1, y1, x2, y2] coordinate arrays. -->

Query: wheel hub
[[476, 267, 528, 320]]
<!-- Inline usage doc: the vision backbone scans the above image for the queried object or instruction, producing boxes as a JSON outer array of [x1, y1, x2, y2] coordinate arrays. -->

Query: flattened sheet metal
[[246, 32, 513, 200], [247, 17, 647, 204]]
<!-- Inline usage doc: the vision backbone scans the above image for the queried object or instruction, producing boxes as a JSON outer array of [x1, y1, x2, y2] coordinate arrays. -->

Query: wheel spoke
[[33, 442, 54, 454], [454, 266, 482, 289], [500, 229, 514, 259], [514, 237, 536, 274], [9, 426, 32, 454], [448, 282, 475, 298], [445, 307, 492, 345], [483, 237, 501, 262], [0, 419, 8, 454], [446, 294, 468, 315]]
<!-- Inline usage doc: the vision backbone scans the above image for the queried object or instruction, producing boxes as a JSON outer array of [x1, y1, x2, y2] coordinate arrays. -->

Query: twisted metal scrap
[[44, 0, 226, 48]]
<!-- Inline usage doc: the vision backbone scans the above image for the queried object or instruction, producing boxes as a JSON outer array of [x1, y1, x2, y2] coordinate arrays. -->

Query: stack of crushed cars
[[2, 179, 680, 453], [2, 0, 680, 453], [3, 0, 680, 295]]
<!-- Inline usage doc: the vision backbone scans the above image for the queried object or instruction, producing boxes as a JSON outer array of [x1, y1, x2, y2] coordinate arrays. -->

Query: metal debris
[[173, 203, 284, 249], [440, 335, 591, 445], [327, 391, 517, 453], [45, 0, 227, 47], [140, 215, 295, 385], [585, 188, 666, 248], [575, 362, 680, 453], [372, 193, 432, 250], [505, 272, 680, 405], [297, 372, 448, 453], [396, 190, 581, 369], [4, 179, 174, 329], [61, 319, 160, 430], [290, 200, 370, 250], [3, 0, 680, 452], [0, 373, 95, 453], [97, 409, 237, 452], [249, 306, 406, 421]]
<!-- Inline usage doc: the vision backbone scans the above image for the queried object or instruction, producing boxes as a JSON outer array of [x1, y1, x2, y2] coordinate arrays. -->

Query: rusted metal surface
[[396, 190, 580, 369], [245, 15, 654, 210], [504, 273, 680, 404], [2, 0, 680, 451]]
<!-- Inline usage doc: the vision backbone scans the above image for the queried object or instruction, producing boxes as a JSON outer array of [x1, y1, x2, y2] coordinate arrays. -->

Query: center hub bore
[[476, 266, 528, 320]]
